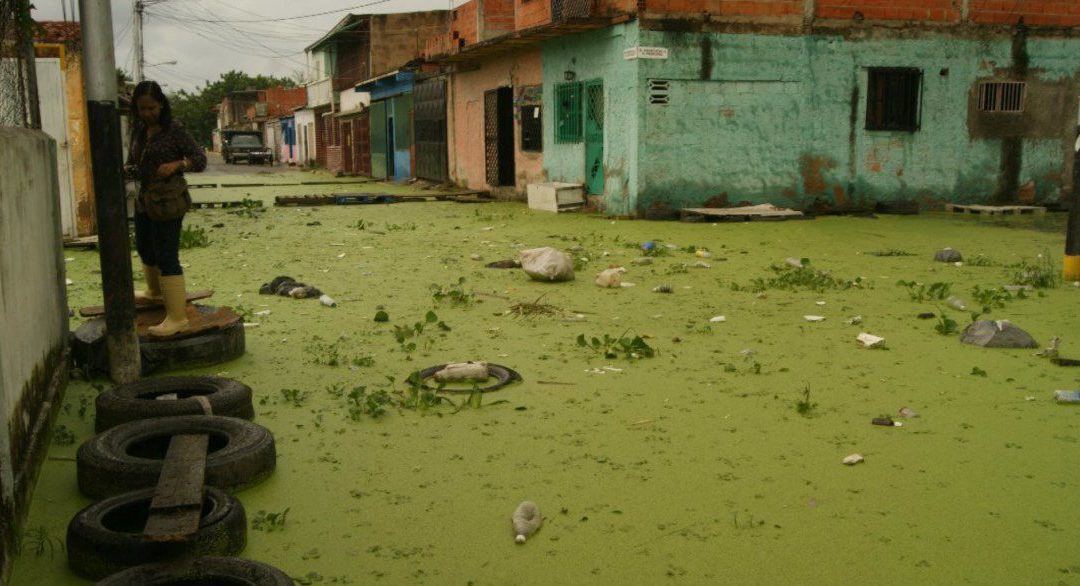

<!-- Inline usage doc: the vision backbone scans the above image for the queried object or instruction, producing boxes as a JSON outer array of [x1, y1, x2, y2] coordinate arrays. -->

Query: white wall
[[339, 88, 370, 114], [0, 128, 69, 578], [294, 108, 316, 164]]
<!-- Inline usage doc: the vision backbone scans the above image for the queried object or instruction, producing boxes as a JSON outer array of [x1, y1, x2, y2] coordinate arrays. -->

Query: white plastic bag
[[595, 267, 625, 288], [519, 247, 575, 282], [434, 361, 490, 382]]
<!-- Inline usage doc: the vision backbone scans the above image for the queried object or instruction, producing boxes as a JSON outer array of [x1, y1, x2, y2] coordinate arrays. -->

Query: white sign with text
[[623, 47, 669, 60]]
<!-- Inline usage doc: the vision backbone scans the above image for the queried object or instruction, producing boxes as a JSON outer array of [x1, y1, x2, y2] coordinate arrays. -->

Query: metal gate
[[369, 100, 388, 179], [414, 77, 448, 182], [484, 87, 515, 188], [584, 79, 604, 195]]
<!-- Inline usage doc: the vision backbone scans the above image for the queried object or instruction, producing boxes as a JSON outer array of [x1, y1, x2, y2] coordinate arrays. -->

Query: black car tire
[[95, 376, 255, 432], [77, 415, 276, 499], [97, 557, 294, 585], [66, 487, 246, 581]]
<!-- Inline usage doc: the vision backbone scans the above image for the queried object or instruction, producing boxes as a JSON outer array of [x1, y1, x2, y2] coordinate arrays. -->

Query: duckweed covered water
[[11, 191, 1080, 584]]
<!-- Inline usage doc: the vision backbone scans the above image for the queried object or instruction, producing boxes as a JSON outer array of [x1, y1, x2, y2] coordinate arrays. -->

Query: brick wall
[[817, 0, 959, 22], [370, 11, 450, 77], [264, 87, 307, 118], [516, 0, 551, 30], [648, 0, 800, 17], [456, 1, 480, 45], [970, 0, 1080, 26], [482, 0, 516, 38], [326, 145, 345, 174]]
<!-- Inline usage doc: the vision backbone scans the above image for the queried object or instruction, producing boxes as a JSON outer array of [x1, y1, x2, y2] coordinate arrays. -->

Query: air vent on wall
[[649, 79, 670, 105], [978, 81, 1026, 113]]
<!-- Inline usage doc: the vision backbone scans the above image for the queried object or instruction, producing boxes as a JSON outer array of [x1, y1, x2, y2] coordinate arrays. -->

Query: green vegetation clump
[[744, 260, 866, 293]]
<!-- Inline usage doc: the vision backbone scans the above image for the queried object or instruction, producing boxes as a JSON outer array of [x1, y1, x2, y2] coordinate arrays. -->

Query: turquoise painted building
[[542, 22, 1080, 216]]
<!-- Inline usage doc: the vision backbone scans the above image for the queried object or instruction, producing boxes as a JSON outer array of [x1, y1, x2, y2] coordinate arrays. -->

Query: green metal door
[[584, 80, 604, 195], [369, 100, 388, 179]]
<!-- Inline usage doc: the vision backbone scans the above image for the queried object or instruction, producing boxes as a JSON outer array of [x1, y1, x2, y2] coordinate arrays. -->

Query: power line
[[147, 0, 395, 24]]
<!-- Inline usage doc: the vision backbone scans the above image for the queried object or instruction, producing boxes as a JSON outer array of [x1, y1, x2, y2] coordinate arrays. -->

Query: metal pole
[[1065, 127, 1080, 282], [133, 0, 144, 82], [80, 0, 141, 383]]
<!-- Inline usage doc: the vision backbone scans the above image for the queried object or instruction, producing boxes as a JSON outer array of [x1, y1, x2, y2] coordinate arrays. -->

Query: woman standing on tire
[[126, 80, 206, 336]]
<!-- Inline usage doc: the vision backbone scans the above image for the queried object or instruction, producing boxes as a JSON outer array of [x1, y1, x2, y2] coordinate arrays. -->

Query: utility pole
[[133, 0, 144, 82], [79, 0, 141, 382]]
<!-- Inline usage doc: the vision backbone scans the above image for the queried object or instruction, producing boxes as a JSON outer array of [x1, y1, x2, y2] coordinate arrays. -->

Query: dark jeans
[[134, 211, 184, 276]]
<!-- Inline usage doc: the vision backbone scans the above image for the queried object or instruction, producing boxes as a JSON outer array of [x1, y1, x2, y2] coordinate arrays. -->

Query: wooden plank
[[945, 203, 1046, 215], [79, 289, 214, 317], [143, 433, 208, 540], [63, 236, 99, 249], [681, 204, 805, 219]]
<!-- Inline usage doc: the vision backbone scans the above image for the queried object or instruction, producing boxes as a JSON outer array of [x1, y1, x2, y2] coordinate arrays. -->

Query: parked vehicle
[[222, 132, 272, 165]]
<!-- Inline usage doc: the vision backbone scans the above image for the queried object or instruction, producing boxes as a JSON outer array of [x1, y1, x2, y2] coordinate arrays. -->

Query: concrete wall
[[0, 128, 70, 582], [542, 24, 641, 215], [449, 47, 545, 194], [295, 108, 317, 165], [543, 20, 1080, 215]]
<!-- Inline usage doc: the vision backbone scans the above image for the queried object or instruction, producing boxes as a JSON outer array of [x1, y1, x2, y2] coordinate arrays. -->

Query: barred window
[[979, 82, 1025, 113], [866, 68, 922, 132], [555, 82, 582, 143]]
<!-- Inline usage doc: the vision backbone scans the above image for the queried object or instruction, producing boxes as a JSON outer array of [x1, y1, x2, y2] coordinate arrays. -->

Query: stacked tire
[[65, 376, 290, 583]]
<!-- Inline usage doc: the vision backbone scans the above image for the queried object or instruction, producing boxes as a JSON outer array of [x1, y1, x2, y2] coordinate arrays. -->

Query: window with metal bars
[[865, 68, 922, 132], [520, 105, 542, 152], [978, 82, 1026, 113], [555, 82, 582, 143]]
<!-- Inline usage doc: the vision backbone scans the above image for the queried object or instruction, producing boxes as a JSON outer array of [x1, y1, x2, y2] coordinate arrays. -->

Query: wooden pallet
[[191, 200, 263, 209], [681, 204, 806, 222], [79, 290, 214, 317], [945, 204, 1046, 216]]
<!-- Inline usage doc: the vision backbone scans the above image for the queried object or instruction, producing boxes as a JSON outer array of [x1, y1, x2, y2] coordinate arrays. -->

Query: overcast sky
[[31, 0, 460, 93]]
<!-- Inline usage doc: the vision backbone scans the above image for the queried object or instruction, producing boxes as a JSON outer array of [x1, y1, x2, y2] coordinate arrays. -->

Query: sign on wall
[[624, 47, 669, 60]]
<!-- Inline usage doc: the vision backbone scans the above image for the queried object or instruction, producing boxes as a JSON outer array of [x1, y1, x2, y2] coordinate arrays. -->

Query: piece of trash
[[1054, 390, 1080, 404], [512, 501, 542, 544], [641, 241, 656, 252], [653, 285, 673, 293], [65, 257, 74, 262], [470, 254, 482, 261], [1003, 285, 1034, 292], [688, 261, 711, 269], [872, 417, 899, 427], [739, 349, 756, 357], [595, 267, 626, 288], [481, 226, 495, 231], [631, 257, 654, 266], [434, 362, 489, 382], [319, 295, 337, 307], [602, 366, 624, 373], [784, 257, 804, 268], [1025, 396, 1037, 401], [815, 301, 826, 306], [695, 249, 712, 258], [842, 454, 865, 465], [336, 253, 346, 259], [804, 315, 826, 322], [243, 322, 259, 328], [65, 278, 73, 286], [619, 282, 636, 288], [857, 333, 886, 348], [934, 248, 962, 263], [945, 295, 967, 311], [917, 312, 936, 320], [846, 315, 864, 325], [254, 310, 271, 317], [899, 407, 919, 418], [520, 247, 574, 282], [960, 320, 1038, 348], [1035, 336, 1060, 359], [259, 276, 322, 299], [709, 315, 727, 323]]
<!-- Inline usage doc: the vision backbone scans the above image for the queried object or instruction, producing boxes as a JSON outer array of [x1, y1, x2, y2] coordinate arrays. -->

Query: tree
[[168, 70, 295, 147]]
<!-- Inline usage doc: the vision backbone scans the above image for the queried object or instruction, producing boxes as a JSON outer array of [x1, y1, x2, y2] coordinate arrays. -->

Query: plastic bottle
[[945, 295, 967, 311], [319, 294, 337, 307], [512, 501, 542, 544]]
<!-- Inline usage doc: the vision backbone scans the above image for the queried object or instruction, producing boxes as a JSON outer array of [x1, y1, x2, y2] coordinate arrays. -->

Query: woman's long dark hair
[[131, 80, 172, 144]]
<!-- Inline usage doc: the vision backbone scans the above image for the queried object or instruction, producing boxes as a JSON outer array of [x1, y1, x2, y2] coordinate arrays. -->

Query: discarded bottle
[[512, 501, 542, 544], [1054, 390, 1080, 404], [319, 294, 337, 308], [872, 417, 898, 427], [945, 296, 967, 311]]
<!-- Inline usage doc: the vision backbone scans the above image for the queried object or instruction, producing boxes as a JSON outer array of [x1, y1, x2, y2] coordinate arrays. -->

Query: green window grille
[[555, 82, 582, 144]]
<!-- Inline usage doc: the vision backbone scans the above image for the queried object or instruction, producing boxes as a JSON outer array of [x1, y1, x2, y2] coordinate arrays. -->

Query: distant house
[[215, 86, 305, 162], [304, 11, 450, 177]]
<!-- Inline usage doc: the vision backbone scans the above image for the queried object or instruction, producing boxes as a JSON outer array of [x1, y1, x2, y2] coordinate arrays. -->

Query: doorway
[[484, 86, 515, 188], [584, 80, 604, 196]]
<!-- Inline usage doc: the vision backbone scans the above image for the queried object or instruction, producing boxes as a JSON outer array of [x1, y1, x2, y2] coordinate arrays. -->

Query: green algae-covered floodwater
[[11, 192, 1080, 584]]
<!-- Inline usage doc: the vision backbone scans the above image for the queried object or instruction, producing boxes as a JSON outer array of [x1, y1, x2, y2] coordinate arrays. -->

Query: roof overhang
[[435, 15, 630, 64]]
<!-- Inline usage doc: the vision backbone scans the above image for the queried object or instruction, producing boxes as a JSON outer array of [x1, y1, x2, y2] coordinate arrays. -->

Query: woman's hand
[[156, 160, 185, 178]]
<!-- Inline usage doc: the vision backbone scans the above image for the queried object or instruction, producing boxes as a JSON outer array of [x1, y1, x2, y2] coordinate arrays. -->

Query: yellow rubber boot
[[148, 275, 190, 337], [135, 264, 162, 304]]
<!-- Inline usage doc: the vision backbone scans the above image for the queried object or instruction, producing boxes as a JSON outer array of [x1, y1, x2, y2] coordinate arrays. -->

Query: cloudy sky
[[32, 0, 459, 92]]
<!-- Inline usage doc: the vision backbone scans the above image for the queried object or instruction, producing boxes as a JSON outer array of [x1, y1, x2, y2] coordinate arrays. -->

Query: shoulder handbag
[[136, 133, 191, 222], [142, 174, 191, 222]]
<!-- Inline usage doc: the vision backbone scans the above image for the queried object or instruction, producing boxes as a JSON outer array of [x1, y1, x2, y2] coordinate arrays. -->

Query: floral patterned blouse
[[127, 121, 207, 197]]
